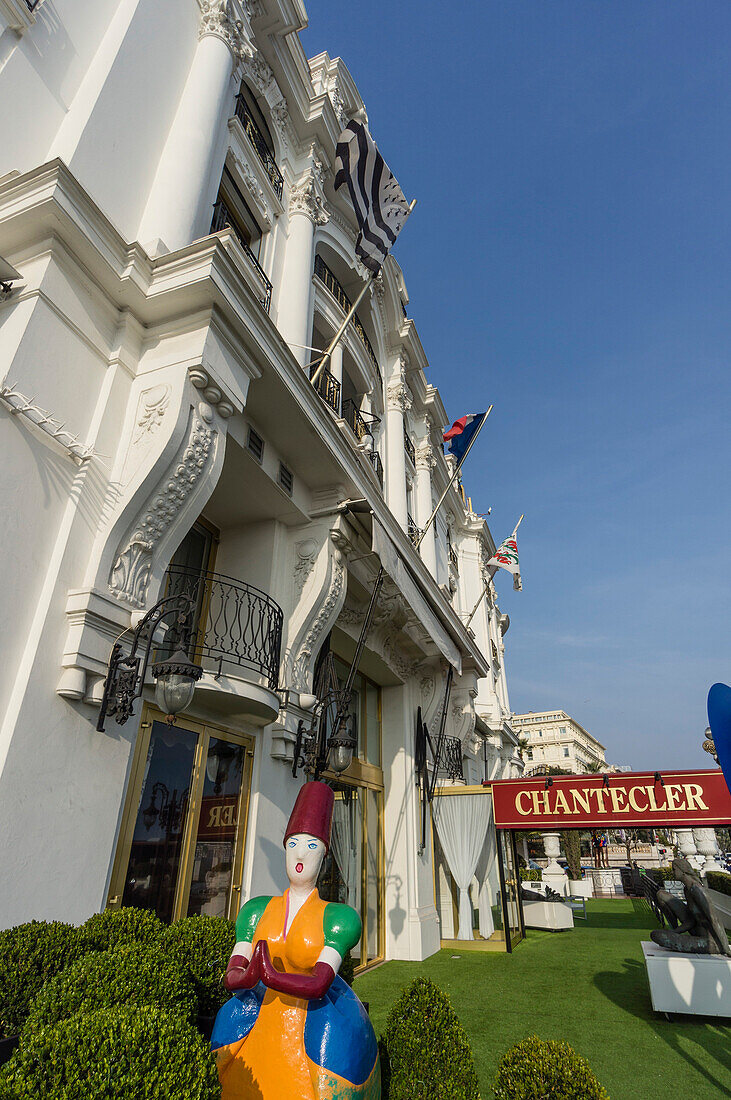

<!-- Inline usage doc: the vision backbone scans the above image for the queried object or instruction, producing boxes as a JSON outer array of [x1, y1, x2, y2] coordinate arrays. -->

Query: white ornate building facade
[[512, 710, 617, 774], [0, 0, 521, 963]]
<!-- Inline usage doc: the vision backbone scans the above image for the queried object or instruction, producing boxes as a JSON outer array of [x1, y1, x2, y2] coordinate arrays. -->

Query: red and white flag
[[487, 521, 523, 591]]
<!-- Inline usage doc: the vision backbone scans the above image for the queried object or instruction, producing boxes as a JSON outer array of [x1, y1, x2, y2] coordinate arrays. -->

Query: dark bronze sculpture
[[650, 858, 731, 957]]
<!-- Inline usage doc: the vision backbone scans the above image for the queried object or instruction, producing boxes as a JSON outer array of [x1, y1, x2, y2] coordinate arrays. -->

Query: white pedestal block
[[569, 878, 594, 898], [523, 901, 574, 931], [542, 871, 568, 897], [641, 941, 731, 1018], [707, 889, 731, 931]]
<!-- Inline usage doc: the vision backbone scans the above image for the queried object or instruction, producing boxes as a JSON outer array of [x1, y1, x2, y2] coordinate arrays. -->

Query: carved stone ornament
[[294, 539, 319, 595], [289, 170, 329, 227], [415, 439, 436, 471], [291, 558, 345, 689], [386, 378, 412, 412], [109, 403, 216, 608], [228, 152, 272, 223], [242, 50, 275, 94], [131, 385, 171, 446], [199, 0, 253, 60]]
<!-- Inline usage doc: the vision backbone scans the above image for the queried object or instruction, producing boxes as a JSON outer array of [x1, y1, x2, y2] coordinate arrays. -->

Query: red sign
[[490, 769, 731, 830]]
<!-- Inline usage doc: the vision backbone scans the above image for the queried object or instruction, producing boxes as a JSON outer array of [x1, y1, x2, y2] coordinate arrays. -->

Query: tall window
[[212, 168, 263, 258]]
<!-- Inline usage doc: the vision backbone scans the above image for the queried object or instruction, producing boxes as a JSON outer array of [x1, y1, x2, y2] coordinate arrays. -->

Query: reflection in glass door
[[318, 781, 383, 969], [497, 829, 524, 951], [109, 712, 253, 923]]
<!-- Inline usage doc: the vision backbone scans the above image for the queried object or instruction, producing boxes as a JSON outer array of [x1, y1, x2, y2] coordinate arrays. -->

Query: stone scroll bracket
[[57, 364, 232, 706], [270, 520, 352, 763]]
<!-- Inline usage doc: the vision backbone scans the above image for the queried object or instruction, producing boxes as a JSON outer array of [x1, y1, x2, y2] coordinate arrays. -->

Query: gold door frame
[[106, 704, 255, 923]]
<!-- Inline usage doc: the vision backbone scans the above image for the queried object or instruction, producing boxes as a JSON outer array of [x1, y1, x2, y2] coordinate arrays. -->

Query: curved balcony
[[163, 566, 283, 723]]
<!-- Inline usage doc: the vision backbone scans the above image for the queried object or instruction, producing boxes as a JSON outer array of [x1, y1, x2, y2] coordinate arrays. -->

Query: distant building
[[512, 710, 617, 774]]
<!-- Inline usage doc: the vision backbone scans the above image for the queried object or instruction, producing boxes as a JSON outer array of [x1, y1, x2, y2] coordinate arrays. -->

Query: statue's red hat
[[284, 781, 334, 852]]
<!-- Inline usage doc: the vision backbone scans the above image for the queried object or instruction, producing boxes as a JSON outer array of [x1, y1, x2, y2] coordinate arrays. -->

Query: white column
[[386, 375, 410, 528], [278, 171, 329, 367], [415, 439, 437, 575], [138, 6, 247, 254], [330, 344, 344, 389]]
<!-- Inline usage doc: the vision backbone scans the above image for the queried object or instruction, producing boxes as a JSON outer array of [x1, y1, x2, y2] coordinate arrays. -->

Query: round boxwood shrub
[[22, 943, 196, 1033], [382, 977, 480, 1099], [0, 921, 87, 1038], [79, 906, 164, 952], [339, 950, 355, 988], [161, 915, 235, 1017], [0, 1005, 221, 1099], [493, 1035, 609, 1099], [706, 871, 731, 897], [519, 869, 541, 882]]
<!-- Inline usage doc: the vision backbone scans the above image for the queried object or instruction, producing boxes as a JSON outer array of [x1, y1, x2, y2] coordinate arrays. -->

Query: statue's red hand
[[259, 941, 335, 1000], [224, 941, 265, 992]]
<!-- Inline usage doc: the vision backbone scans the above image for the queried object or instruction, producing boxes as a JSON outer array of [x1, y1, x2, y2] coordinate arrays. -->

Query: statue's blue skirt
[[211, 976, 380, 1094]]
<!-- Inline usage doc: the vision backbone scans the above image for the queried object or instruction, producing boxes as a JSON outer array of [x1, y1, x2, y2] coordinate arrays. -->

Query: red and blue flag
[[442, 412, 487, 464]]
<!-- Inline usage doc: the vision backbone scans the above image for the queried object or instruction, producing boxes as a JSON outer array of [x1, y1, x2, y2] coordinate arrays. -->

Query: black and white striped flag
[[334, 121, 411, 274]]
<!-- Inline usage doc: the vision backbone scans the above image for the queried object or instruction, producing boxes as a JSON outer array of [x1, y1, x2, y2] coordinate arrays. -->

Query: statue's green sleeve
[[323, 902, 362, 957], [234, 895, 272, 944]]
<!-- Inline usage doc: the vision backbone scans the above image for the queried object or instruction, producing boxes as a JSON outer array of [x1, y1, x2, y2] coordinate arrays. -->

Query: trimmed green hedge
[[0, 1005, 221, 1099], [22, 943, 196, 1033], [382, 977, 480, 1099], [79, 907, 165, 952], [0, 921, 88, 1039], [706, 871, 731, 897], [339, 951, 355, 988], [162, 915, 235, 1016], [493, 1035, 609, 1099]]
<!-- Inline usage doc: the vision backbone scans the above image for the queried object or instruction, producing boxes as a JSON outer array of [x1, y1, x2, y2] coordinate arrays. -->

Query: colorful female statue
[[211, 781, 380, 1099]]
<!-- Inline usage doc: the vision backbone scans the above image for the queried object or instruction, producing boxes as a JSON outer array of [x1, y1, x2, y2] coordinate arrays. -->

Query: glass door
[[108, 710, 254, 923], [497, 828, 524, 951], [317, 780, 384, 970]]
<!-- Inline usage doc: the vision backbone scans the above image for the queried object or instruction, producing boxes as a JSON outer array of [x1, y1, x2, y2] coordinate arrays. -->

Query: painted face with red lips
[[285, 833, 326, 891]]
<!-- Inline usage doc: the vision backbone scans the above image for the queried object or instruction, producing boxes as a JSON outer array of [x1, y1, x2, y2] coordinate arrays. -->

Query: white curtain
[[433, 792, 493, 940], [331, 797, 358, 907], [474, 801, 497, 939]]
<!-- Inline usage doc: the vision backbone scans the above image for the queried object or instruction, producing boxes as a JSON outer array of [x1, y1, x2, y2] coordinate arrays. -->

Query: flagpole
[[413, 405, 493, 551], [309, 199, 418, 389], [462, 513, 524, 629]]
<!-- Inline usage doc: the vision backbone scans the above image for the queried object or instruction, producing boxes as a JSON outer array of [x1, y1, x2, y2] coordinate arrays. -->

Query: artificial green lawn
[[353, 899, 731, 1100]]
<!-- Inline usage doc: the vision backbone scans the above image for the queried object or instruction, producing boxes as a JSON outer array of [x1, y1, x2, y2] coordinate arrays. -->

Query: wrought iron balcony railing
[[234, 94, 284, 201], [368, 449, 384, 488], [438, 735, 465, 782], [164, 565, 283, 690], [313, 256, 382, 388], [403, 427, 415, 466], [407, 514, 421, 547], [211, 200, 273, 313], [342, 398, 381, 442], [309, 364, 341, 414]]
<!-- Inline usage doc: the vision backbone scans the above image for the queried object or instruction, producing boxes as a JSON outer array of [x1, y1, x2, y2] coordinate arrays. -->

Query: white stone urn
[[543, 832, 562, 869], [693, 828, 723, 873]]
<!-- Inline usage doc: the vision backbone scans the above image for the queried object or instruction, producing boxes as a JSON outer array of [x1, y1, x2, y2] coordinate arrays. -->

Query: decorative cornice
[[289, 169, 329, 226], [199, 0, 253, 60]]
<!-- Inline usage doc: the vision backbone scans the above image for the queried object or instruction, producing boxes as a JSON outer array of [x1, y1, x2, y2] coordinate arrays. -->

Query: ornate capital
[[289, 170, 329, 226], [387, 378, 412, 412], [415, 439, 436, 471], [199, 0, 252, 60]]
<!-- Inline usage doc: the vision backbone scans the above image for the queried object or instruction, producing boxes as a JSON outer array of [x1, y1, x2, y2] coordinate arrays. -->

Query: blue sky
[[301, 2, 731, 771]]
